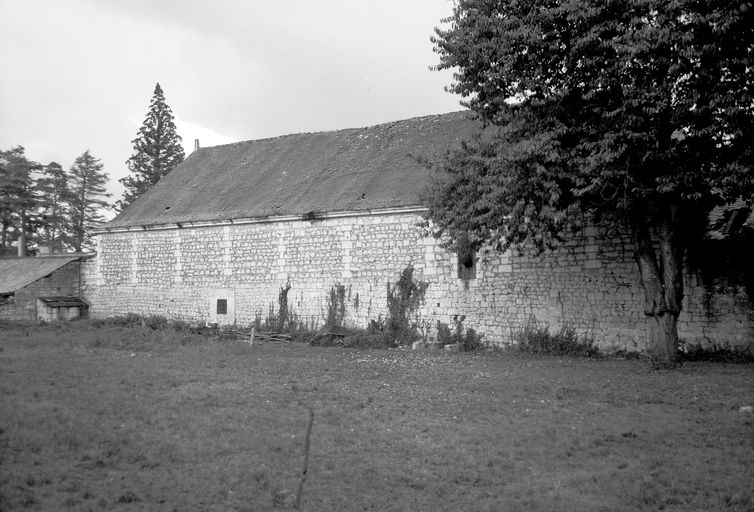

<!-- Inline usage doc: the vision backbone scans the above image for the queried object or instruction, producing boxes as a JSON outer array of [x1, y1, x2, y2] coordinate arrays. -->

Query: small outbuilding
[[0, 254, 91, 321], [35, 296, 89, 321]]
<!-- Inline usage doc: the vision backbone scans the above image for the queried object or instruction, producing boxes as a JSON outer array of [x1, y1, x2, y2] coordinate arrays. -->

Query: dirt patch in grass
[[1, 322, 752, 511]]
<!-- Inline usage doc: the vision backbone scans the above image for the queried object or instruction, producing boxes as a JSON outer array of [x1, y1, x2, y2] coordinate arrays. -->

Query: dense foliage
[[429, 0, 754, 367], [118, 83, 185, 210]]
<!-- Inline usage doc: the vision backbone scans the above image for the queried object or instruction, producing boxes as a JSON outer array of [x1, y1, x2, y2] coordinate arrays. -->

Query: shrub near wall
[[514, 318, 600, 358]]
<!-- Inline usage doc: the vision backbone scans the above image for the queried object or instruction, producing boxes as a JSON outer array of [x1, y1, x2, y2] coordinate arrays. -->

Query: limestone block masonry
[[81, 211, 754, 352]]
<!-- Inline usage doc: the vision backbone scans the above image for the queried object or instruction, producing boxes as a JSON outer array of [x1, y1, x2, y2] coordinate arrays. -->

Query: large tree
[[35, 161, 75, 253], [118, 83, 185, 210], [0, 146, 40, 257], [69, 150, 111, 252], [429, 0, 754, 367]]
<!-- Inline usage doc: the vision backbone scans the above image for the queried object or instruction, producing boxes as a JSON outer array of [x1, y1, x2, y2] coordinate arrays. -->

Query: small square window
[[458, 251, 477, 280], [216, 299, 228, 315]]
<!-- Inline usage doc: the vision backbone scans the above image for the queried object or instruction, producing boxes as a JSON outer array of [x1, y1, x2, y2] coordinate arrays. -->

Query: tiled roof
[[0, 255, 87, 295], [106, 111, 480, 229]]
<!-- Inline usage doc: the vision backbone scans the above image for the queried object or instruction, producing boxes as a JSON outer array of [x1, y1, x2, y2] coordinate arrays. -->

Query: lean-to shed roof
[[106, 111, 480, 229], [0, 255, 87, 295]]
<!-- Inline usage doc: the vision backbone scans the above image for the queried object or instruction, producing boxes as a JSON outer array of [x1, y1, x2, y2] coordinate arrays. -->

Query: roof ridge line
[[197, 110, 470, 150]]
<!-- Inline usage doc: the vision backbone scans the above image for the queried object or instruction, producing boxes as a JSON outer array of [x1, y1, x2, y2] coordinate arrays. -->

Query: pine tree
[[35, 161, 75, 253], [118, 83, 185, 210], [0, 146, 40, 257], [69, 150, 111, 252]]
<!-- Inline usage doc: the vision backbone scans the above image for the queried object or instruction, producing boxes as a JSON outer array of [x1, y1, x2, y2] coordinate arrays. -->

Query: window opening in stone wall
[[216, 299, 228, 315], [458, 250, 477, 280]]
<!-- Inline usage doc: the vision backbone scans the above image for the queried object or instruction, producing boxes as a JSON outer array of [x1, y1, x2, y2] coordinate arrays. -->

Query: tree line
[[0, 148, 109, 255], [0, 82, 184, 256]]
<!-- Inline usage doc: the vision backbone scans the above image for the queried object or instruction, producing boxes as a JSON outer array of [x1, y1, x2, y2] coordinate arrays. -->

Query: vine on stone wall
[[324, 284, 347, 328], [253, 265, 431, 347], [384, 263, 428, 345]]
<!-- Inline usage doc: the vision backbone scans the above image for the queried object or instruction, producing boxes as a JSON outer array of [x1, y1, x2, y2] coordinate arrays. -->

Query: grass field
[[1, 321, 753, 511]]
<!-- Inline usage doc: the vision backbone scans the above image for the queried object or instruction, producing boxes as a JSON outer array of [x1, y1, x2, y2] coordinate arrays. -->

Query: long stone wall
[[81, 211, 753, 352]]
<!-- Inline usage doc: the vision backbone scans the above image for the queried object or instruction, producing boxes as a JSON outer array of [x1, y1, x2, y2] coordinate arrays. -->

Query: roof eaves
[[93, 205, 429, 234]]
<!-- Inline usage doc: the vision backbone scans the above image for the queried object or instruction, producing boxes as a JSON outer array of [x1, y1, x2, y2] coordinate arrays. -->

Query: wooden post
[[295, 408, 315, 510]]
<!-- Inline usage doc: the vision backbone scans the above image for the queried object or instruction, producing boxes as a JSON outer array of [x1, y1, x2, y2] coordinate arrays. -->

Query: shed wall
[[0, 261, 82, 321]]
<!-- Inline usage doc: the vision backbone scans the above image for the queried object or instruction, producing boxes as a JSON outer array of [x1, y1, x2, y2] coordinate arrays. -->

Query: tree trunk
[[629, 205, 683, 368], [648, 312, 679, 366], [18, 210, 27, 257]]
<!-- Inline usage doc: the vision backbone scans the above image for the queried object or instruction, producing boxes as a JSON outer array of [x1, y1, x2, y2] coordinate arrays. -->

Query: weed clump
[[87, 314, 209, 350], [90, 313, 190, 331], [436, 316, 484, 350], [341, 330, 395, 349], [310, 326, 395, 349], [680, 343, 754, 363], [515, 321, 599, 358]]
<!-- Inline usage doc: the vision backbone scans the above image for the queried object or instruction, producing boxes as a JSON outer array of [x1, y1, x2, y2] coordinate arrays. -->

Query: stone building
[[0, 254, 91, 321], [82, 112, 753, 352]]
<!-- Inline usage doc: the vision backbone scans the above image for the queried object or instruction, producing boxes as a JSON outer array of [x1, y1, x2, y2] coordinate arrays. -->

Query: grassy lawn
[[1, 322, 752, 511]]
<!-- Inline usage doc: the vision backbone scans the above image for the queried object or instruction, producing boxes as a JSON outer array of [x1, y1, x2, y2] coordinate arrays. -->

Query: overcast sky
[[0, 0, 462, 204]]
